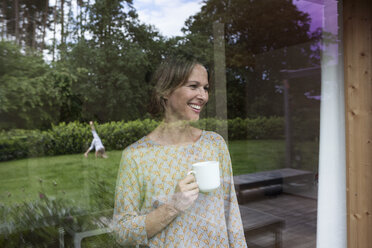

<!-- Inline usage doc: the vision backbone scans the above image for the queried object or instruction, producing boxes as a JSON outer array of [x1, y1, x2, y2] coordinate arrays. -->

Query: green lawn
[[0, 151, 123, 207], [229, 139, 318, 175], [0, 139, 318, 207], [229, 140, 285, 175]]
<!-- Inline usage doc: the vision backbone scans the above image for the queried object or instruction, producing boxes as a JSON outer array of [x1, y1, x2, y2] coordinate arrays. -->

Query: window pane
[[0, 0, 343, 247]]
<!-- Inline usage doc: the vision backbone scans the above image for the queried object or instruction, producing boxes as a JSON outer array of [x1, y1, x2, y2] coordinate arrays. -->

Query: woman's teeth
[[189, 104, 201, 110]]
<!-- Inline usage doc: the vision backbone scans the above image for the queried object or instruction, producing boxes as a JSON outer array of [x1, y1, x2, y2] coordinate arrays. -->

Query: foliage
[[179, 0, 322, 118], [0, 193, 93, 247], [0, 129, 40, 161], [195, 116, 285, 140], [0, 119, 158, 161], [0, 41, 82, 129], [88, 159, 119, 213], [0, 0, 321, 168], [1, 0, 323, 129], [66, 0, 166, 122], [1, 1, 167, 127], [1, 0, 50, 49], [0, 117, 286, 161], [0, 41, 55, 129]]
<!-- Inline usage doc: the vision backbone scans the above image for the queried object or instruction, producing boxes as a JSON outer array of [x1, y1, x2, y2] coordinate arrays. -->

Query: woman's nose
[[197, 87, 208, 100]]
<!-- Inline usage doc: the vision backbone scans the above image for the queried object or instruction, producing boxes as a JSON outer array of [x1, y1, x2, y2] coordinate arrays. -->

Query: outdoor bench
[[234, 168, 313, 204]]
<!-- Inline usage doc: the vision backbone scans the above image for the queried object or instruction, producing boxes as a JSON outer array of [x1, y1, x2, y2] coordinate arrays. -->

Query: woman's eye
[[189, 85, 197, 89], [204, 87, 209, 92]]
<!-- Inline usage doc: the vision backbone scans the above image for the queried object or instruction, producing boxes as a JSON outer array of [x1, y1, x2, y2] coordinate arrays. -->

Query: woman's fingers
[[176, 174, 198, 192], [183, 174, 196, 184], [178, 181, 198, 192], [183, 182, 199, 192], [188, 188, 199, 197]]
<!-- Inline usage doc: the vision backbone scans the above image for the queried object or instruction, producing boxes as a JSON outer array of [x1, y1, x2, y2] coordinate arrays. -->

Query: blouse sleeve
[[113, 148, 149, 246], [218, 136, 247, 248]]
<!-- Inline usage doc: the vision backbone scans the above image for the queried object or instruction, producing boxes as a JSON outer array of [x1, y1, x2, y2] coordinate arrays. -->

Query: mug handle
[[187, 170, 195, 176]]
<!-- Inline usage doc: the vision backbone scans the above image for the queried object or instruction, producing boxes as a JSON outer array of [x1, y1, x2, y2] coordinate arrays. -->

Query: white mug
[[188, 161, 220, 192]]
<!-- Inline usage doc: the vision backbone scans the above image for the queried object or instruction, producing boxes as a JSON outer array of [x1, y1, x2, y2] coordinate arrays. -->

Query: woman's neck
[[149, 120, 201, 145]]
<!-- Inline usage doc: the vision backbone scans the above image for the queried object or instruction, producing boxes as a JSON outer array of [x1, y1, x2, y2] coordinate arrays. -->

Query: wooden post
[[283, 79, 292, 168], [213, 22, 228, 142], [344, 0, 372, 247]]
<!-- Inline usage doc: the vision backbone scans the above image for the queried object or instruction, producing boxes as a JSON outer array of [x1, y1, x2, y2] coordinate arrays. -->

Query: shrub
[[0, 194, 91, 248], [0, 129, 38, 161], [0, 117, 284, 161], [196, 117, 284, 140], [246, 116, 284, 139]]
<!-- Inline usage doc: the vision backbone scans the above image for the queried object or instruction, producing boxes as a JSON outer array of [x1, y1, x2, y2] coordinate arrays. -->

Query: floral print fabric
[[113, 131, 247, 247]]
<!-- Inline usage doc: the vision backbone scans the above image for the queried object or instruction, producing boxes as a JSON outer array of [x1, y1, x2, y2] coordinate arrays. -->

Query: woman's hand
[[171, 174, 199, 212], [145, 175, 198, 238]]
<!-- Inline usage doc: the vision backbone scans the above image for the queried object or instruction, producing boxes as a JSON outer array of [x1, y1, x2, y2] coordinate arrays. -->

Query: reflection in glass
[[0, 0, 341, 247]]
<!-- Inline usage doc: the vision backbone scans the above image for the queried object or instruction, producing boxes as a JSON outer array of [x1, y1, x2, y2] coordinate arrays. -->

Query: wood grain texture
[[344, 0, 372, 247]]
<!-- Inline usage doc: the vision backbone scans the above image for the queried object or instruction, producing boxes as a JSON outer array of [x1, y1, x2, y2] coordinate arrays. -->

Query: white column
[[316, 0, 347, 248]]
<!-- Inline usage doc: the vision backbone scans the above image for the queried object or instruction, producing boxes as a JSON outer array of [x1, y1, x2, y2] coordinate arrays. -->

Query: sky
[[132, 0, 203, 37], [133, 0, 324, 37], [48, 0, 324, 39]]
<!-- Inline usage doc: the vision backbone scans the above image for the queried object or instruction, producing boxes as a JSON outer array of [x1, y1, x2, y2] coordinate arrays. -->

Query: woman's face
[[164, 64, 209, 122]]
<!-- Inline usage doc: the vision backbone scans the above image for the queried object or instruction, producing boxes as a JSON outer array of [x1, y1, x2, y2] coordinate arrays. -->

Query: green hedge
[[0, 117, 284, 161]]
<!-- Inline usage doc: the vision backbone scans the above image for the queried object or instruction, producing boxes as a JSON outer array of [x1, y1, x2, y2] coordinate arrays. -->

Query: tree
[[180, 0, 321, 118], [66, 0, 166, 122], [40, 0, 49, 51], [0, 0, 169, 128], [0, 41, 65, 129], [1, 0, 52, 50]]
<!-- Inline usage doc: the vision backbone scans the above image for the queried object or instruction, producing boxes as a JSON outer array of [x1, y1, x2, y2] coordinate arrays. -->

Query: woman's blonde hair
[[148, 56, 204, 117]]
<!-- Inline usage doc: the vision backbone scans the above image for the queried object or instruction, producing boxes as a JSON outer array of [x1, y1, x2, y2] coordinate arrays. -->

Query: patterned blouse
[[113, 130, 247, 247]]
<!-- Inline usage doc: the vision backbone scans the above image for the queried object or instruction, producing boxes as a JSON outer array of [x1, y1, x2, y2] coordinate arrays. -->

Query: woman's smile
[[188, 103, 202, 112]]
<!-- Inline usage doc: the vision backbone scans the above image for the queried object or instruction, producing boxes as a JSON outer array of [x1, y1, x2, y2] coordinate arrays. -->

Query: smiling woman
[[147, 57, 206, 120], [113, 56, 247, 247]]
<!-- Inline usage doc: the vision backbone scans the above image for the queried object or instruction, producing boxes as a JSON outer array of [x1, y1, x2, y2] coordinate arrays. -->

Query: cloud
[[133, 0, 202, 37]]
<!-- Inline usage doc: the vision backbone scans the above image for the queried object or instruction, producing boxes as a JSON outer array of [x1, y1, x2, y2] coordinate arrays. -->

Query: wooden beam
[[344, 0, 372, 247], [213, 22, 228, 141]]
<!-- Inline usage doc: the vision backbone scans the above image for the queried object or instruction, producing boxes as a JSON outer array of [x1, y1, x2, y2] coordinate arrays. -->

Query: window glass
[[0, 0, 342, 247]]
